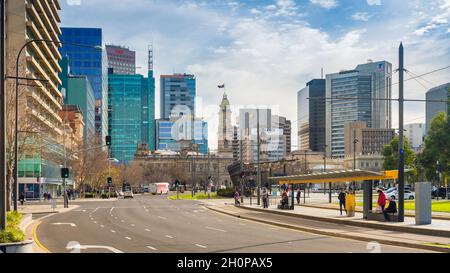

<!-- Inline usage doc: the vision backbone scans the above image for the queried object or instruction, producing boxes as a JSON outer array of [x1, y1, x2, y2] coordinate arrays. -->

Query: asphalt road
[[35, 195, 428, 253]]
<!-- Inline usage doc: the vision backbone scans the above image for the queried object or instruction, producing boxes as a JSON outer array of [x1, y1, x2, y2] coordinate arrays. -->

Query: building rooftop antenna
[[148, 44, 154, 71]]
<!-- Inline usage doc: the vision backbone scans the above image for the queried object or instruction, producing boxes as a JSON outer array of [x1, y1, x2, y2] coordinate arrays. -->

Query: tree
[[120, 161, 144, 186], [383, 136, 417, 182], [418, 112, 450, 182]]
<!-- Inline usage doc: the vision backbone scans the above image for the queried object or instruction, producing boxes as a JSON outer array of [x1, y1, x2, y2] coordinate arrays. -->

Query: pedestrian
[[383, 197, 398, 221], [234, 190, 241, 206], [345, 189, 356, 217], [262, 188, 269, 208], [377, 188, 387, 212], [19, 192, 25, 206], [338, 189, 347, 215], [296, 188, 301, 205]]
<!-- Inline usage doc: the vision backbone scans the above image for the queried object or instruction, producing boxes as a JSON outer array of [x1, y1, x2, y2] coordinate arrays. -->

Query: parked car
[[385, 189, 415, 200], [432, 188, 450, 199]]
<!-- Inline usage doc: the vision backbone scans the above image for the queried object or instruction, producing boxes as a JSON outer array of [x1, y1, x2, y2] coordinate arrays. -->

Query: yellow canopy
[[268, 170, 399, 185]]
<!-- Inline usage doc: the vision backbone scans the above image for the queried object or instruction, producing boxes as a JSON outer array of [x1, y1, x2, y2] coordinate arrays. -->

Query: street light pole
[[0, 0, 7, 230], [398, 43, 405, 222], [256, 109, 261, 206]]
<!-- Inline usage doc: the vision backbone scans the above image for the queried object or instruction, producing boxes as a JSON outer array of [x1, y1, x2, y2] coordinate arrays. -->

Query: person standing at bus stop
[[338, 189, 347, 215], [377, 188, 386, 211]]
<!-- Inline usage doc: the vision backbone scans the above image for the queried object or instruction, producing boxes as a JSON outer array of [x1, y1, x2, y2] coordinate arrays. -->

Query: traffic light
[[107, 177, 113, 186], [106, 136, 112, 146], [61, 168, 69, 179]]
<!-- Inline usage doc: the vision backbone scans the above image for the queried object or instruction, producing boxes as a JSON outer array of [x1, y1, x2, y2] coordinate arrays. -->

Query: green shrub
[[6, 211, 22, 227], [0, 212, 26, 244], [217, 188, 235, 198], [84, 193, 94, 199], [0, 227, 26, 243]]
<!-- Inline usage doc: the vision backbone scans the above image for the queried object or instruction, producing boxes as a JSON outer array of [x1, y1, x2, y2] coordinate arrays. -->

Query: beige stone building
[[344, 121, 395, 157]]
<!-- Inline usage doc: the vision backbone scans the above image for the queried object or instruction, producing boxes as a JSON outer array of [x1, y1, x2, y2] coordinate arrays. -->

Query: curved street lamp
[[12, 38, 102, 210]]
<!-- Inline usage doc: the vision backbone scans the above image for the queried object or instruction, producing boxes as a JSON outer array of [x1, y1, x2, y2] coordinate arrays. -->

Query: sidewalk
[[200, 199, 450, 252], [302, 202, 450, 221]]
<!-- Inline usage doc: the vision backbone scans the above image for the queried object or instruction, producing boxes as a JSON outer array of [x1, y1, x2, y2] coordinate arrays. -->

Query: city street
[[34, 195, 428, 253]]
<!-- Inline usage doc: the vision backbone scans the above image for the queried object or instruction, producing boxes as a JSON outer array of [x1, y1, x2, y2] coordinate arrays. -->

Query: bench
[[366, 211, 398, 222]]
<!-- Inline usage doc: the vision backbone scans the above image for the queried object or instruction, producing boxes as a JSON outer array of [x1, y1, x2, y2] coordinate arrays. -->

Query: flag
[[218, 84, 225, 89]]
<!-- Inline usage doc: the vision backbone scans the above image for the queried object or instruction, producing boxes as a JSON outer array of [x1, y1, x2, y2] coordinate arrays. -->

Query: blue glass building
[[108, 70, 155, 163], [59, 27, 108, 142], [156, 119, 208, 154], [160, 74, 196, 119]]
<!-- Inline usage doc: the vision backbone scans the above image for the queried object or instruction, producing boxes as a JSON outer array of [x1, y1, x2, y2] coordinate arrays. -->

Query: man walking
[[338, 189, 347, 215], [296, 188, 301, 205]]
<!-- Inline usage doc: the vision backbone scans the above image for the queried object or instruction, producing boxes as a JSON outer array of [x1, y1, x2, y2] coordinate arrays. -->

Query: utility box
[[415, 182, 432, 225]]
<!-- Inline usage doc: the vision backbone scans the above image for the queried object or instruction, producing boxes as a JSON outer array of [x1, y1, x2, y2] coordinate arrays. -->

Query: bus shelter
[[268, 170, 399, 221]]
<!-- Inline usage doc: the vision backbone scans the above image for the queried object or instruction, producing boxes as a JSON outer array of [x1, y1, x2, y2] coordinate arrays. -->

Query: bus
[[150, 183, 170, 195]]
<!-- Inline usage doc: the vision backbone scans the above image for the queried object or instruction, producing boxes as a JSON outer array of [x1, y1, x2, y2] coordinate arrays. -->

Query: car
[[123, 191, 134, 199], [385, 189, 415, 200], [432, 188, 450, 199]]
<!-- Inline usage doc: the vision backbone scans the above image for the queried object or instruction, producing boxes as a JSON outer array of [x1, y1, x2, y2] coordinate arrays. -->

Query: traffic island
[[0, 212, 33, 253]]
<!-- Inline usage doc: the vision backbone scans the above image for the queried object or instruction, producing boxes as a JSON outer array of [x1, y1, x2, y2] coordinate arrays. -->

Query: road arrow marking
[[66, 243, 123, 253], [52, 223, 77, 227], [195, 244, 207, 249], [206, 226, 227, 233]]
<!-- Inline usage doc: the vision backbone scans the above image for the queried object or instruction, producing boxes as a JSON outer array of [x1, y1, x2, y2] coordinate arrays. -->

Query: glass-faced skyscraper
[[297, 79, 326, 152], [59, 27, 108, 142], [160, 74, 196, 119], [325, 61, 392, 158], [108, 69, 155, 163]]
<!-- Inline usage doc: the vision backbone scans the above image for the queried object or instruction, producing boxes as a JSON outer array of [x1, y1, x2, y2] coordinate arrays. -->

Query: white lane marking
[[67, 243, 123, 253], [115, 217, 118, 220], [146, 246, 157, 251], [145, 229, 151, 232], [52, 223, 77, 227], [125, 237, 132, 240], [110, 207, 115, 214], [205, 226, 227, 233], [130, 224, 135, 227], [94, 221, 97, 224], [82, 210, 86, 212], [195, 244, 207, 249], [100, 225, 105, 228], [121, 220, 125, 223], [193, 210, 198, 213], [111, 230, 116, 233], [165, 235, 174, 239], [158, 216, 167, 220], [92, 207, 100, 214]]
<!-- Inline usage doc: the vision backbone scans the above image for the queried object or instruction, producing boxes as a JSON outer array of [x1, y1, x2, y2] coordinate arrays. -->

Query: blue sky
[[61, 0, 450, 149]]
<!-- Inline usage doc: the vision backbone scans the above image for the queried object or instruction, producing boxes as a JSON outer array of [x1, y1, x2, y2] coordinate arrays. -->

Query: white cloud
[[309, 0, 338, 9], [367, 0, 381, 5], [66, 0, 81, 5], [352, 12, 371, 22]]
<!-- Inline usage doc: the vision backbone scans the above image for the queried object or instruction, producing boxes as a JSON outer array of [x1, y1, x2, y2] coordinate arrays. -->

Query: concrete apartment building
[[5, 0, 68, 199]]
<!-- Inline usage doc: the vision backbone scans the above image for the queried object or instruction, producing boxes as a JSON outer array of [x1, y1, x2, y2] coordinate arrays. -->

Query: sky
[[61, 0, 450, 151]]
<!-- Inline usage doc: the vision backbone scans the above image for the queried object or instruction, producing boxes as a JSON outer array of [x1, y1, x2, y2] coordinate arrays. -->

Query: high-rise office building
[[108, 48, 155, 162], [108, 71, 155, 163], [59, 27, 108, 142], [326, 61, 392, 158], [5, 0, 67, 199], [426, 83, 450, 133], [156, 118, 208, 154], [160, 74, 196, 119], [405, 123, 426, 151], [297, 79, 326, 152], [106, 45, 136, 75], [60, 57, 96, 141]]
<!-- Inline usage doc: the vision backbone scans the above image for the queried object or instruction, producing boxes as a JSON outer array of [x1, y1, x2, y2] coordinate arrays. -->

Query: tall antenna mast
[[148, 44, 154, 71]]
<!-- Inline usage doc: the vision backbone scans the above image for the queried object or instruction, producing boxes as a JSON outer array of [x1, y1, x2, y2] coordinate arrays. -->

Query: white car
[[384, 189, 415, 200], [123, 191, 134, 199]]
